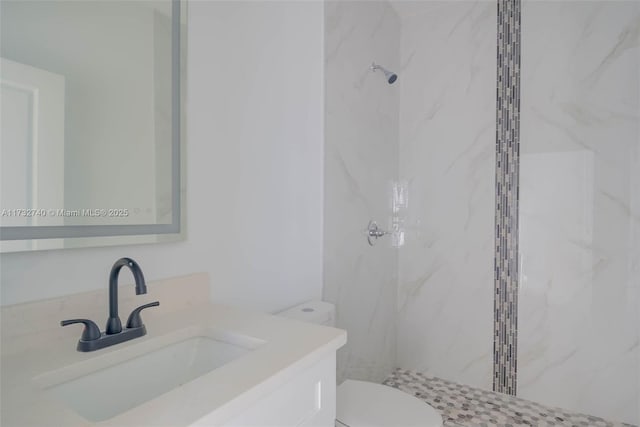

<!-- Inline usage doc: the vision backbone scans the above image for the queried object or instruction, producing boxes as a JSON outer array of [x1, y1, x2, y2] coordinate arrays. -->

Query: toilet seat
[[336, 380, 443, 427]]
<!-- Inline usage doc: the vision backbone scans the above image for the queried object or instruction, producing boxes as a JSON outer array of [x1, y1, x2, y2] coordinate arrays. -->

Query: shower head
[[371, 62, 398, 84]]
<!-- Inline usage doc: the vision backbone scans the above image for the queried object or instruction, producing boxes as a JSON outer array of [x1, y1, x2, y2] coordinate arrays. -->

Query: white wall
[[323, 0, 400, 383], [0, 0, 325, 314]]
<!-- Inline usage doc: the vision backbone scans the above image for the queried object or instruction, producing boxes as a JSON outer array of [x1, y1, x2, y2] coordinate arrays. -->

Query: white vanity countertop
[[0, 273, 346, 426]]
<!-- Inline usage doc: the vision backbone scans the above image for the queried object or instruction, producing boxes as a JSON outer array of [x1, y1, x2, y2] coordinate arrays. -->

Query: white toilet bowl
[[336, 379, 442, 427], [279, 302, 444, 427]]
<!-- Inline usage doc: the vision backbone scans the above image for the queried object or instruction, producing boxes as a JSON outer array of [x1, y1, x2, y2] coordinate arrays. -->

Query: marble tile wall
[[395, 1, 497, 390], [323, 0, 400, 383], [325, 2, 638, 423], [518, 1, 640, 424]]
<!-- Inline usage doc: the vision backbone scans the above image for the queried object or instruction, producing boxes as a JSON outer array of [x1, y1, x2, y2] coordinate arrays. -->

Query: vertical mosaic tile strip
[[493, 0, 521, 396]]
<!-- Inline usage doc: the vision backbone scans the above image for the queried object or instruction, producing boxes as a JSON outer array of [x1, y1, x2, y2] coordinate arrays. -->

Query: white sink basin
[[34, 327, 264, 422]]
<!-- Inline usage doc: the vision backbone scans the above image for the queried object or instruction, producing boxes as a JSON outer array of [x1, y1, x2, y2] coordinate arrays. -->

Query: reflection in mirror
[[0, 0, 182, 252]]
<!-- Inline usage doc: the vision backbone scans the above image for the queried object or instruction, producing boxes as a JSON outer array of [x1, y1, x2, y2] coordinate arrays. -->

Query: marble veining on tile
[[518, 1, 639, 424], [396, 0, 497, 391], [384, 369, 637, 427], [323, 0, 400, 383]]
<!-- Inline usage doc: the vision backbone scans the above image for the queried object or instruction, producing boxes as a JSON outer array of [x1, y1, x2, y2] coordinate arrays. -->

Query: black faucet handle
[[126, 301, 160, 329], [61, 319, 102, 341]]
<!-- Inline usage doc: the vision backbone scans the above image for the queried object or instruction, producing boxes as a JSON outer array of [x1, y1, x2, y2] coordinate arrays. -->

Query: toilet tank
[[278, 301, 336, 327]]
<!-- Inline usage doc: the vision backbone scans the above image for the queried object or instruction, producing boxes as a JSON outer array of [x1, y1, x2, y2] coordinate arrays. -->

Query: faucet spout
[[106, 257, 147, 335]]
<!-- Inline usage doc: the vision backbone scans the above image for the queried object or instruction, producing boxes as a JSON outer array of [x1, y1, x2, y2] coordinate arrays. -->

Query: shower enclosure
[[322, 1, 639, 425]]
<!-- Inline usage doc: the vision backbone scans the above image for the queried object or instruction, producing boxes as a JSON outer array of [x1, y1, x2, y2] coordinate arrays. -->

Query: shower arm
[[371, 62, 398, 85]]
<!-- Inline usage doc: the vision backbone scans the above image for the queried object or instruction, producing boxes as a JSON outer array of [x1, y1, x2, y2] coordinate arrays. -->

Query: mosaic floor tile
[[383, 369, 636, 427]]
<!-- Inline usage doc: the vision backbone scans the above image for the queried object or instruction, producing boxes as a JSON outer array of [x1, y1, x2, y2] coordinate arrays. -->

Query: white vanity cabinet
[[1, 274, 346, 427], [192, 353, 337, 427]]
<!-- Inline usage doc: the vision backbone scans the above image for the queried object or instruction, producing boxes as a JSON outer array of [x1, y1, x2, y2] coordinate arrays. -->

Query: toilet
[[279, 302, 443, 427]]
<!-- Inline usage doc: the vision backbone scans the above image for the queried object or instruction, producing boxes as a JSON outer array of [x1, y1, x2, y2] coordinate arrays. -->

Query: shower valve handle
[[367, 220, 389, 246]]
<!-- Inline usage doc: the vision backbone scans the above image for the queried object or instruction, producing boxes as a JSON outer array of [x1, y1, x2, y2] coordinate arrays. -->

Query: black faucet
[[106, 257, 147, 335], [61, 257, 159, 352]]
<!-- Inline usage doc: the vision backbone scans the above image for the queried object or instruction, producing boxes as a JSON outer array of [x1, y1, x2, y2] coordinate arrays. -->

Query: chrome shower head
[[371, 62, 398, 84]]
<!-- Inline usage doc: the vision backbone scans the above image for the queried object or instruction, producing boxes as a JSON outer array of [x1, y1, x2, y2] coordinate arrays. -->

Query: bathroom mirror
[[0, 0, 185, 252]]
